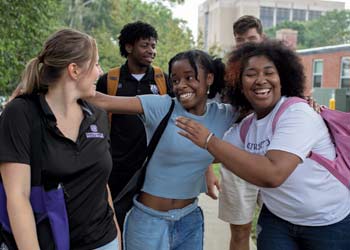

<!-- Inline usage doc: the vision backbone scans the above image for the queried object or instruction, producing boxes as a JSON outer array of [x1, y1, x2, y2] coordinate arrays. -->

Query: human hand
[[305, 96, 321, 114], [205, 165, 221, 200], [175, 116, 212, 149]]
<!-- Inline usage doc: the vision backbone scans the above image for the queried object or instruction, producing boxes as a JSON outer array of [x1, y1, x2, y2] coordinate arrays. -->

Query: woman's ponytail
[[21, 57, 42, 94]]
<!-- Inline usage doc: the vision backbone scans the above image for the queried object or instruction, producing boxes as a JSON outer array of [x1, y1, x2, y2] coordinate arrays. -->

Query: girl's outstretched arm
[[175, 116, 301, 188], [88, 91, 144, 114]]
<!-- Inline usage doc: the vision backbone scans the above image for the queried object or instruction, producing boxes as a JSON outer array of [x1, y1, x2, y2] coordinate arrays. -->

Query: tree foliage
[[196, 30, 223, 58], [0, 0, 192, 95], [96, 0, 193, 72], [0, 0, 62, 95], [266, 10, 350, 49]]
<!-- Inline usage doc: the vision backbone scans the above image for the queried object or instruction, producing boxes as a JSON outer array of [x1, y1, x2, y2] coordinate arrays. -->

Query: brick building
[[297, 44, 350, 95], [198, 0, 345, 53]]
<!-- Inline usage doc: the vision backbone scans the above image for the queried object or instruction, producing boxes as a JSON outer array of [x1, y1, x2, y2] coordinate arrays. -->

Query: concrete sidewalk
[[199, 194, 257, 250]]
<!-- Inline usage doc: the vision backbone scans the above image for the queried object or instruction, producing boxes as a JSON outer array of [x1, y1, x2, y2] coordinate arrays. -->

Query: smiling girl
[[176, 41, 350, 250], [90, 49, 238, 250]]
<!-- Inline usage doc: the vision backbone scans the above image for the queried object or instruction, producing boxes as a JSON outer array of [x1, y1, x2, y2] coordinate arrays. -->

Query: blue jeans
[[257, 205, 350, 250], [123, 196, 204, 250], [95, 238, 119, 250]]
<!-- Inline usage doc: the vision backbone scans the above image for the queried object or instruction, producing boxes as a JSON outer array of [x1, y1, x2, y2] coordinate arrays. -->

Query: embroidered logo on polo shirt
[[86, 124, 104, 139], [90, 124, 98, 132], [150, 84, 159, 94]]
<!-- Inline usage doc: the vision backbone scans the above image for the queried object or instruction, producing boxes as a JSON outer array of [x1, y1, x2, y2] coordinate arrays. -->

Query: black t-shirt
[[97, 63, 172, 199], [0, 95, 116, 250]]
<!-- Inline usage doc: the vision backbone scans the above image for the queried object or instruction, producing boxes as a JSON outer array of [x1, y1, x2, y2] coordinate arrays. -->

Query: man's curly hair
[[118, 21, 158, 58], [226, 40, 306, 111]]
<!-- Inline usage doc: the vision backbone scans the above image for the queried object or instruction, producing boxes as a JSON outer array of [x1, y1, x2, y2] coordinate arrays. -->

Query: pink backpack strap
[[240, 114, 254, 144], [240, 97, 307, 144], [272, 97, 307, 133]]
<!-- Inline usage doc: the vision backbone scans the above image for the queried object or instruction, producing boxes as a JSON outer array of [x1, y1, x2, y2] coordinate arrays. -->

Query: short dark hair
[[233, 15, 263, 36], [168, 50, 225, 99], [226, 40, 305, 110], [118, 21, 158, 58]]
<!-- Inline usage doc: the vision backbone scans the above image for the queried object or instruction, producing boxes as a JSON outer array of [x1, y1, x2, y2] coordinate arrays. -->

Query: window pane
[[313, 61, 323, 74], [341, 58, 350, 77], [309, 10, 322, 20], [276, 8, 290, 24], [341, 78, 350, 88], [260, 7, 274, 28], [293, 9, 306, 21], [313, 75, 322, 87]]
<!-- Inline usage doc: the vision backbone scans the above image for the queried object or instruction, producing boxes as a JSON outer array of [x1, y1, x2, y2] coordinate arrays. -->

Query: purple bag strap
[[239, 114, 254, 144], [272, 97, 307, 133], [240, 97, 307, 144]]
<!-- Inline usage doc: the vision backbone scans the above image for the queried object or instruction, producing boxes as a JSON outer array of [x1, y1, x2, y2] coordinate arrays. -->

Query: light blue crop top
[[138, 95, 237, 199]]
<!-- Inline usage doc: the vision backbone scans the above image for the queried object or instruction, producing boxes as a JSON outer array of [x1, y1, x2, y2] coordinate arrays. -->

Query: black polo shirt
[[0, 95, 116, 250], [97, 63, 172, 199]]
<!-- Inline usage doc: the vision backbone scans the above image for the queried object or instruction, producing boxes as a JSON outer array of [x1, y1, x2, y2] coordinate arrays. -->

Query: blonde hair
[[21, 28, 97, 94]]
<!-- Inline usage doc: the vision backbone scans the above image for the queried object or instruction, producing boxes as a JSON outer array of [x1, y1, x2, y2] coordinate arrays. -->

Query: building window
[[340, 57, 350, 88], [276, 8, 290, 24], [313, 60, 323, 88], [260, 6, 274, 28], [309, 10, 322, 20], [293, 9, 306, 21]]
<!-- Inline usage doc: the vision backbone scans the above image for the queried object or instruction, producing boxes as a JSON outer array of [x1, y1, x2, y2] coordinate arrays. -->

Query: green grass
[[212, 163, 221, 177], [212, 164, 259, 244]]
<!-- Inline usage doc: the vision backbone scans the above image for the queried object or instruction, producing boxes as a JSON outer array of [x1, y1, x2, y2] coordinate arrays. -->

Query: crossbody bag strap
[[143, 99, 175, 166]]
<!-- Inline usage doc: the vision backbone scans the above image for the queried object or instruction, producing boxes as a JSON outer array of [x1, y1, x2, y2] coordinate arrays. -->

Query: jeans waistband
[[132, 195, 199, 221]]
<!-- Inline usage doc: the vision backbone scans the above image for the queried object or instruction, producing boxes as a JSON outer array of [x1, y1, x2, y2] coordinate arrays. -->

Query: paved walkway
[[199, 194, 257, 250]]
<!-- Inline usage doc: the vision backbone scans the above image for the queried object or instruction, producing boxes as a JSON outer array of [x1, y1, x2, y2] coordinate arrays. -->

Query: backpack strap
[[107, 67, 121, 127], [107, 67, 121, 96], [272, 97, 306, 133], [153, 66, 167, 95], [239, 97, 307, 144], [239, 114, 254, 144]]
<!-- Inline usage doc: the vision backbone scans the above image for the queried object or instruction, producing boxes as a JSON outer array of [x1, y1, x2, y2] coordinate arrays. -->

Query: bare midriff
[[138, 192, 195, 211]]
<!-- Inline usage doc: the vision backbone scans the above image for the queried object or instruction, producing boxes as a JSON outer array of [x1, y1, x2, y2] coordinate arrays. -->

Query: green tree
[[99, 0, 193, 71], [304, 10, 350, 47], [0, 0, 62, 95], [196, 30, 223, 57], [265, 21, 307, 48], [265, 10, 350, 49], [0, 0, 192, 95]]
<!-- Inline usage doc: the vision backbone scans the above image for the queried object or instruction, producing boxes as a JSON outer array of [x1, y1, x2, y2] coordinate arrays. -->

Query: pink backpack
[[240, 97, 350, 188]]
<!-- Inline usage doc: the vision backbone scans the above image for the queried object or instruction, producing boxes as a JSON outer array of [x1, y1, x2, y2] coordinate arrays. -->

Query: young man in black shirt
[[96, 21, 172, 205]]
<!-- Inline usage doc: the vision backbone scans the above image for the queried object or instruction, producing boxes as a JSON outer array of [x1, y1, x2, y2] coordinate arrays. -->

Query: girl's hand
[[205, 165, 221, 200], [305, 96, 321, 114], [175, 116, 212, 149]]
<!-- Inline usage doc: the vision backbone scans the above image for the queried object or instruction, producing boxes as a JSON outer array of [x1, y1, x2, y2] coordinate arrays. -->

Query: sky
[[170, 0, 350, 39]]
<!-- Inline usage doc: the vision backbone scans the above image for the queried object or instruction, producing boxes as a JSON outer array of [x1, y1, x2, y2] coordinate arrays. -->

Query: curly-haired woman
[[176, 40, 350, 250]]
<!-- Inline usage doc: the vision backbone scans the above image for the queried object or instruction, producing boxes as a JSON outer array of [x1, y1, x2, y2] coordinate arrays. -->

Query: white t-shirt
[[226, 96, 350, 226]]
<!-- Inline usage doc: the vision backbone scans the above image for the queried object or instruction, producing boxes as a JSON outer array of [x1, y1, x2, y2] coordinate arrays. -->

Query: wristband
[[204, 132, 214, 150]]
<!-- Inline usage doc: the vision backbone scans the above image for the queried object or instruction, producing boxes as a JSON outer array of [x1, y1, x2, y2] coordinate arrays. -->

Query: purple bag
[[0, 95, 70, 250], [0, 184, 69, 250], [240, 97, 350, 188]]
